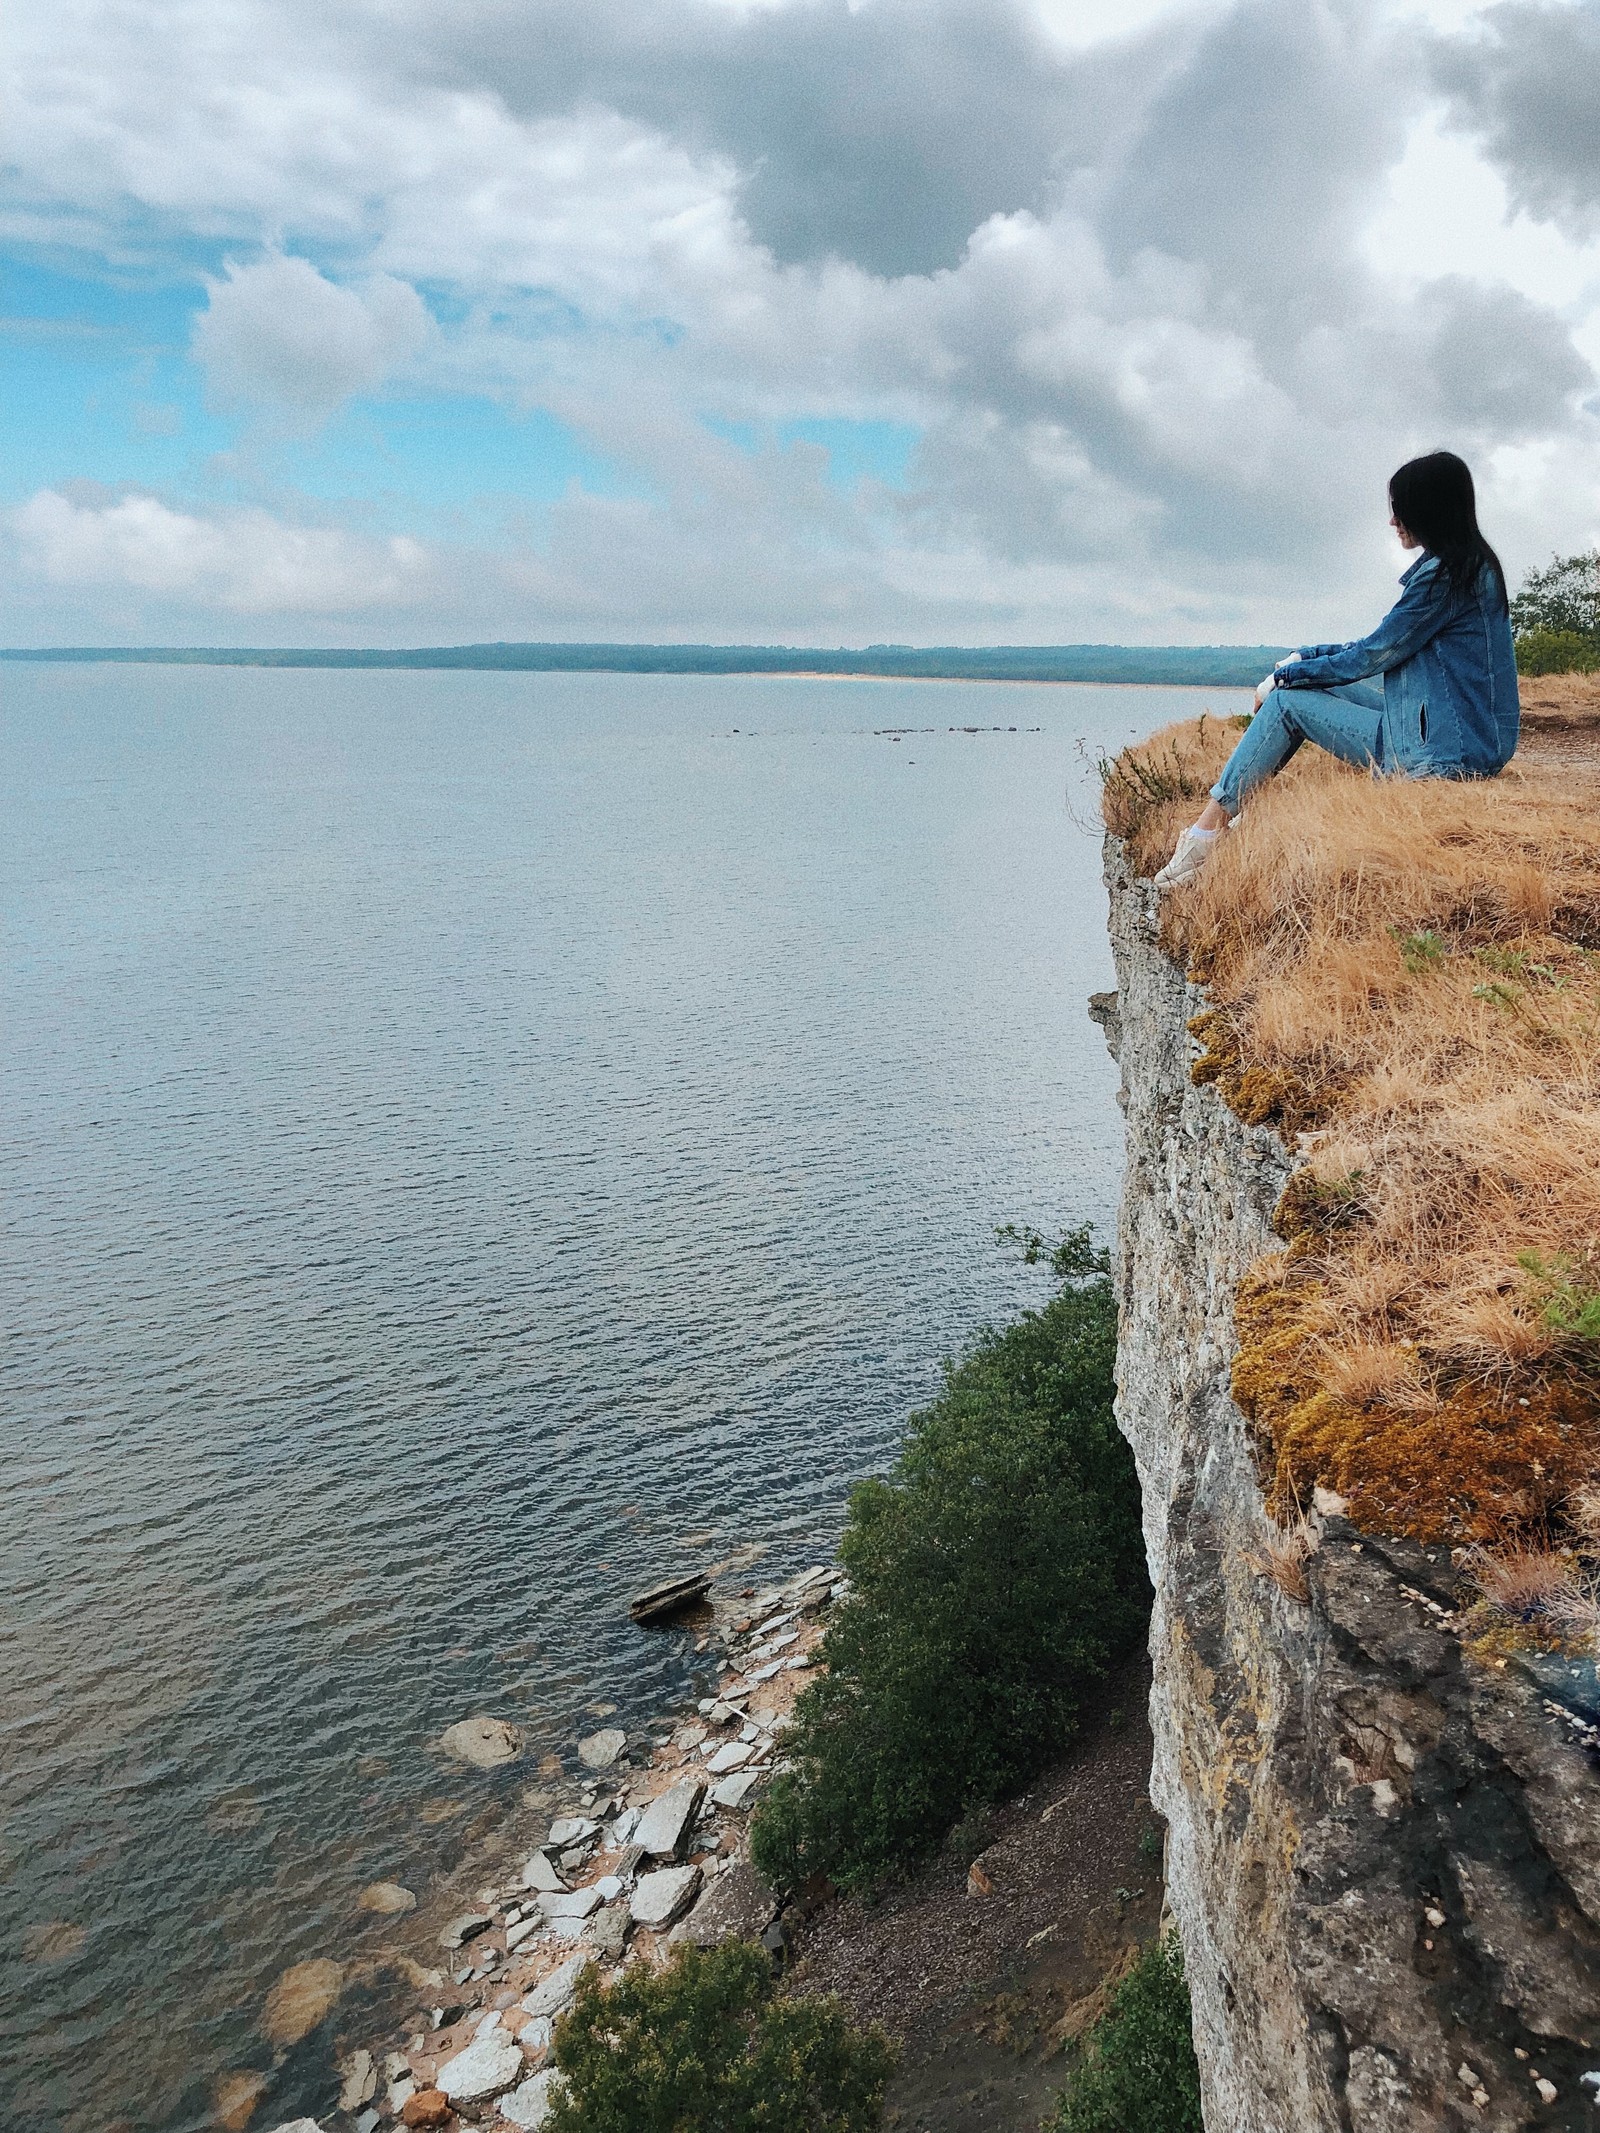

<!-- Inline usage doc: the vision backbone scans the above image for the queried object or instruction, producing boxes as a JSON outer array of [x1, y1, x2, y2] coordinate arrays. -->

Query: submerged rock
[[263, 1958, 343, 2046], [439, 1716, 522, 1768], [358, 1881, 417, 1916]]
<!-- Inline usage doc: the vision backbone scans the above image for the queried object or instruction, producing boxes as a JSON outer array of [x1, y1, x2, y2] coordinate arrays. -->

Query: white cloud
[[9, 490, 432, 613], [194, 254, 433, 418], [3, 0, 1600, 640]]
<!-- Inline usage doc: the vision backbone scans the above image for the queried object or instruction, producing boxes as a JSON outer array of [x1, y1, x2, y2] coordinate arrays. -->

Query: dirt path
[[786, 1656, 1164, 2133]]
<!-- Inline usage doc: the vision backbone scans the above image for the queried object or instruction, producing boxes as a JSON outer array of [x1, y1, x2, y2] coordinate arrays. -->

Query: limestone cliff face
[[1101, 838, 1600, 2133]]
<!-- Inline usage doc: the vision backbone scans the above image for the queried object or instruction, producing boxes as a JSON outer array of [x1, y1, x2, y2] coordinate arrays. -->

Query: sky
[[2, 0, 1599, 647]]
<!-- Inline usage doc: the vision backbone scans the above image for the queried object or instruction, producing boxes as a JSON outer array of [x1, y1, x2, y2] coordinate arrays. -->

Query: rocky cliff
[[1100, 838, 1600, 2133]]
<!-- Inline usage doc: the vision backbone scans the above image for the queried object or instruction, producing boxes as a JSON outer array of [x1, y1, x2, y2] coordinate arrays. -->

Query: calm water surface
[[1, 666, 1218, 2131]]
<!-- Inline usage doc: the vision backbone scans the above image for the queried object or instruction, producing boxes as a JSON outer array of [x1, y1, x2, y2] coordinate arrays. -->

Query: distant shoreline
[[1, 641, 1284, 688]]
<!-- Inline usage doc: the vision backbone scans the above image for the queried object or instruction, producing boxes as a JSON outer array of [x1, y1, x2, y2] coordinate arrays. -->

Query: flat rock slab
[[539, 1886, 603, 1920], [521, 1850, 565, 1892], [631, 1864, 702, 1928], [671, 1863, 778, 1950], [439, 1716, 522, 1768], [265, 2122, 327, 2133], [705, 1741, 752, 1774], [519, 1953, 588, 2020], [634, 1776, 705, 1859], [438, 1910, 494, 1950], [437, 2030, 524, 2102], [577, 1728, 627, 1769], [629, 1572, 712, 1624], [709, 1771, 762, 1811], [501, 2070, 558, 2129]]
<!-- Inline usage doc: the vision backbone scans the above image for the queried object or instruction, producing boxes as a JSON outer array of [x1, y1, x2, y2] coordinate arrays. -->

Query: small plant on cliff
[[1052, 1934, 1204, 2133], [547, 1941, 895, 2133], [750, 1228, 1149, 1898]]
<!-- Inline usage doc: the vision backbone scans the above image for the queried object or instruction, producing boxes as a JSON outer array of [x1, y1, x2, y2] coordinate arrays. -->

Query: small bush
[[750, 1230, 1149, 1897], [548, 1941, 895, 2133], [1515, 630, 1600, 676], [1052, 1935, 1203, 2133]]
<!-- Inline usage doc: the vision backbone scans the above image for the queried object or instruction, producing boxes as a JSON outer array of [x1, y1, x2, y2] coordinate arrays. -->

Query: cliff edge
[[1103, 836, 1600, 2132]]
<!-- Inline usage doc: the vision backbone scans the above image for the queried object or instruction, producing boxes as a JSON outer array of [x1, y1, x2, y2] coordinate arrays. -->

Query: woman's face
[[1389, 502, 1421, 552]]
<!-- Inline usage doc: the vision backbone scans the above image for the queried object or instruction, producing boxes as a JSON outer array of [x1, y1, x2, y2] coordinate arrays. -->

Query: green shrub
[[1515, 629, 1600, 676], [750, 1229, 1149, 1897], [548, 1940, 895, 2133], [1052, 1934, 1203, 2133], [1511, 551, 1600, 642]]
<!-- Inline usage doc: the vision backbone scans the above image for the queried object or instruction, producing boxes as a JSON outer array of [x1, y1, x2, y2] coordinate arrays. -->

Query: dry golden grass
[[1103, 719, 1600, 1544]]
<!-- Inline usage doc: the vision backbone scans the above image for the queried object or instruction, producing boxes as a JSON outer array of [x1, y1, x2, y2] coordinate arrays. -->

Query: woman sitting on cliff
[[1154, 450, 1518, 889]]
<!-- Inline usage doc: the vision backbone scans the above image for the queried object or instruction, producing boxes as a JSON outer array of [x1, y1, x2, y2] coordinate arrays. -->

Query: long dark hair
[[1389, 451, 1507, 607]]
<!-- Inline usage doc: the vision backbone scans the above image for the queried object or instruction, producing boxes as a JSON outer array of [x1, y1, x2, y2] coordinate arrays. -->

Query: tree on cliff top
[[1512, 550, 1600, 674], [750, 1228, 1149, 1897]]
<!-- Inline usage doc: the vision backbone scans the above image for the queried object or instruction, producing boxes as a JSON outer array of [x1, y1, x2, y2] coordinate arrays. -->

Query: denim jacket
[[1273, 554, 1518, 777]]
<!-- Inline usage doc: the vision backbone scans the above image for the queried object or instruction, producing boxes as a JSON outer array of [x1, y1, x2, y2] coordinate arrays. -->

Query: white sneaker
[[1152, 823, 1223, 889]]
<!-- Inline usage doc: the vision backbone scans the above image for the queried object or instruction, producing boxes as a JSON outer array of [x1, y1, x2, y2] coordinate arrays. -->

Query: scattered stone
[[337, 2049, 377, 2111], [263, 2122, 326, 2133], [1425, 1907, 1446, 1929], [438, 1911, 495, 1951], [355, 2114, 380, 2133], [671, 1863, 777, 1949], [707, 1703, 740, 1726], [1456, 2065, 1482, 2089], [213, 2070, 271, 2132], [546, 1914, 591, 1941], [630, 1865, 702, 1927], [505, 1918, 541, 1952], [609, 1807, 641, 1843], [629, 1572, 713, 1625], [539, 1886, 604, 1919], [673, 1723, 708, 1749], [400, 2094, 452, 2130], [358, 1881, 417, 1916], [520, 1954, 588, 2020], [748, 1660, 784, 1683], [635, 1777, 706, 1858], [501, 2069, 558, 2129], [967, 1861, 994, 1897], [590, 1904, 632, 1959], [594, 1874, 624, 1901], [577, 1728, 627, 1770], [709, 1771, 761, 1811], [437, 2029, 524, 2103], [705, 1742, 752, 1775], [547, 1816, 598, 1849], [263, 1958, 344, 2046], [1535, 2078, 1558, 2105], [518, 2015, 554, 2053]]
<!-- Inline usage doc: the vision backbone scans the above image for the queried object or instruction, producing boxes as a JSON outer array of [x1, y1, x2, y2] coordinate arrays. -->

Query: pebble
[[1425, 1907, 1446, 1929], [436, 2029, 525, 2102], [1535, 2078, 1558, 2104], [439, 1716, 522, 1769]]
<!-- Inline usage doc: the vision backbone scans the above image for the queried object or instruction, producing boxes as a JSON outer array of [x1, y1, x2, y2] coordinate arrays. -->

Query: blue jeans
[[1210, 681, 1385, 815]]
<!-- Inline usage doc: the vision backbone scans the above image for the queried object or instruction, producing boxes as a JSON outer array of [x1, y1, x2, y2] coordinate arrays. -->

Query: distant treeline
[[0, 642, 1286, 686]]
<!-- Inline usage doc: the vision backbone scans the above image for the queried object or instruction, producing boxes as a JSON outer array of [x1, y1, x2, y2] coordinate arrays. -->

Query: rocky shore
[[255, 1563, 841, 2133]]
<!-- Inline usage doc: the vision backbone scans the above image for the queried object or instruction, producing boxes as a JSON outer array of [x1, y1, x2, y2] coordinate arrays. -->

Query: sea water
[[0, 664, 1226, 2130]]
